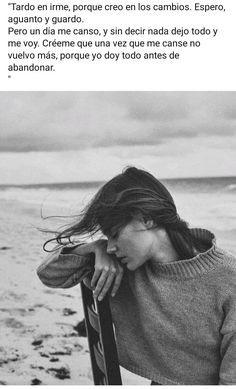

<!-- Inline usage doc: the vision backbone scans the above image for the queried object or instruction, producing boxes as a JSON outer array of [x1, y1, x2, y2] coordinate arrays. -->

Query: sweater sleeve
[[36, 246, 95, 289], [219, 294, 236, 384]]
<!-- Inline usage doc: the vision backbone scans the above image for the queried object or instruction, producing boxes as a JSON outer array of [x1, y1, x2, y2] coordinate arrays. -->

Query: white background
[[0, 0, 236, 91]]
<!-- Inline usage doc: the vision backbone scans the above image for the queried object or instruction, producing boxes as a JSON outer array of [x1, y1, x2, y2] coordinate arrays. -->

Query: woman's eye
[[110, 230, 119, 239]]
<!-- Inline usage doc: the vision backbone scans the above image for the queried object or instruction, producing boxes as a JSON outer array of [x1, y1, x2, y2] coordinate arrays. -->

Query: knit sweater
[[37, 229, 236, 385]]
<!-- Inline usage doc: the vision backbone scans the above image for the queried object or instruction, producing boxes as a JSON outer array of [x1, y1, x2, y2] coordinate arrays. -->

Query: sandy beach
[[0, 178, 235, 385], [0, 188, 149, 385]]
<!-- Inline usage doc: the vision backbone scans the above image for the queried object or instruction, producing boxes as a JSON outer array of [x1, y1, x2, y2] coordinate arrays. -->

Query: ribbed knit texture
[[37, 229, 236, 385]]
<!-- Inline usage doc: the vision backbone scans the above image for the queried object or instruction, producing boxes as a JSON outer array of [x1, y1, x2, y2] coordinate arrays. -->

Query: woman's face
[[106, 218, 161, 271]]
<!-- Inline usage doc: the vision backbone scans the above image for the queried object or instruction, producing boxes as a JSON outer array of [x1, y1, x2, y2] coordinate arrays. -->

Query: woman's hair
[[44, 166, 207, 259]]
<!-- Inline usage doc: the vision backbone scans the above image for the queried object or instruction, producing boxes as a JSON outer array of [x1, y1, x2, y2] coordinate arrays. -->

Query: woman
[[37, 167, 236, 385]]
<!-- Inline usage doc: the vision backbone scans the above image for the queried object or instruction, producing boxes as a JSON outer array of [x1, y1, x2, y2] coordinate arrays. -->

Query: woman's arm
[[219, 331, 236, 384], [219, 293, 236, 384], [36, 243, 94, 288], [37, 239, 124, 299]]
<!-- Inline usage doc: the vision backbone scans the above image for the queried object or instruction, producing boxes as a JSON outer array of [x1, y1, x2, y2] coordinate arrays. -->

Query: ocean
[[0, 176, 236, 384], [1, 176, 236, 250]]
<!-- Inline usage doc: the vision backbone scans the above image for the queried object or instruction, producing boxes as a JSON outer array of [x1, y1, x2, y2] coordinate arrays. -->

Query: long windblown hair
[[44, 166, 207, 259]]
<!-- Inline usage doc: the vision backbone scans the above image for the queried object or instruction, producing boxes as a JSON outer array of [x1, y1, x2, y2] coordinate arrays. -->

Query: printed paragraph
[[7, 1, 227, 74]]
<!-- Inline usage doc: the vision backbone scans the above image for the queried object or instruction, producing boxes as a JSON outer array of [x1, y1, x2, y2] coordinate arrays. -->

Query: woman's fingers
[[111, 267, 124, 297], [96, 268, 116, 301], [91, 266, 106, 289], [92, 267, 110, 299], [92, 250, 124, 301]]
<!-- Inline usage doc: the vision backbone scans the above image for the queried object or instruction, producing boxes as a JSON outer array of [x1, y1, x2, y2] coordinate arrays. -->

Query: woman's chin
[[126, 262, 136, 271]]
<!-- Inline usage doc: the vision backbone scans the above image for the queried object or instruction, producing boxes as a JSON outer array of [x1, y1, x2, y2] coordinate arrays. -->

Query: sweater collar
[[149, 228, 226, 279]]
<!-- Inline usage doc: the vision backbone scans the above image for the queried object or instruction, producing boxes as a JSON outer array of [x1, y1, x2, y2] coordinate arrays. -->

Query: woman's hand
[[91, 240, 124, 301]]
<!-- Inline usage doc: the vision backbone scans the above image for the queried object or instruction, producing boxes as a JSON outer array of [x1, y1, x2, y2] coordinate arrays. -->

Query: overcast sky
[[0, 91, 235, 184]]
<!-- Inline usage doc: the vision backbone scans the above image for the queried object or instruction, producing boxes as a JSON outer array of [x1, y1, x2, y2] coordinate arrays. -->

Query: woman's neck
[[150, 228, 180, 264]]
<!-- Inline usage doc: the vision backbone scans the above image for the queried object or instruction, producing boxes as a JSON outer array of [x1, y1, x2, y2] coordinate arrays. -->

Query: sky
[[0, 91, 235, 184]]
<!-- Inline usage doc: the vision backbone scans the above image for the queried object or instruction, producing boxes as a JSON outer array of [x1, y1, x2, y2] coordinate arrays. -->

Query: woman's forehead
[[101, 214, 145, 235], [100, 218, 128, 235]]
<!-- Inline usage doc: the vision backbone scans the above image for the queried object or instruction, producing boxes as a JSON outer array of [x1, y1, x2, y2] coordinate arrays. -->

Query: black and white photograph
[[0, 91, 236, 385]]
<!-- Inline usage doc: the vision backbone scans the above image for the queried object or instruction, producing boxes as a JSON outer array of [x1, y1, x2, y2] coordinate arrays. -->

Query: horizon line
[[0, 175, 236, 188]]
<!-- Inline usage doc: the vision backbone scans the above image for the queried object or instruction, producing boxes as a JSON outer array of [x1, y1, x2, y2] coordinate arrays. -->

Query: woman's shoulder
[[211, 245, 236, 287], [217, 246, 236, 267]]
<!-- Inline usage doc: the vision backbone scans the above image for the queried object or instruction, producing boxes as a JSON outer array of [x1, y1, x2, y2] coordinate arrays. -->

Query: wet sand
[[0, 197, 148, 385]]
